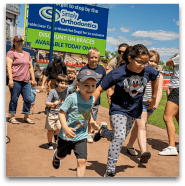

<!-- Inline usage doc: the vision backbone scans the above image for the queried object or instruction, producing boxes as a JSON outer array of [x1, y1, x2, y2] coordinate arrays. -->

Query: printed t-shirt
[[46, 88, 69, 115], [58, 91, 95, 141], [101, 63, 159, 119]]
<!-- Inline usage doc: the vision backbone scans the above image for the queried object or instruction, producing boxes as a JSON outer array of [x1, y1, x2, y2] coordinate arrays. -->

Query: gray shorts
[[91, 105, 99, 121]]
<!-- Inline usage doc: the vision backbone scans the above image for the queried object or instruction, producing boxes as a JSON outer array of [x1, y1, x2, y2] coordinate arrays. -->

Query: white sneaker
[[159, 146, 178, 156], [47, 143, 54, 150], [87, 134, 93, 143], [176, 144, 179, 152]]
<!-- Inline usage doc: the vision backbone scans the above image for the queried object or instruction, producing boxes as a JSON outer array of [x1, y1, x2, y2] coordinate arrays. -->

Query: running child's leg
[[76, 159, 86, 177], [106, 114, 135, 176]]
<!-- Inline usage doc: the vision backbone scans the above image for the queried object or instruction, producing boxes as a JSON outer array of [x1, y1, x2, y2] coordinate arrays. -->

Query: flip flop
[[127, 148, 138, 156], [24, 117, 35, 124], [140, 151, 151, 163], [9, 118, 20, 124]]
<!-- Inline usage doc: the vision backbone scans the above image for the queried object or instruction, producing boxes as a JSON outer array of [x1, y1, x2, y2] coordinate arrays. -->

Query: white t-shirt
[[169, 55, 179, 88]]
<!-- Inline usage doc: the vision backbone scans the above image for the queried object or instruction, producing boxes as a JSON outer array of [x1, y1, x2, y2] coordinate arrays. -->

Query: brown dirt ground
[[6, 86, 179, 177]]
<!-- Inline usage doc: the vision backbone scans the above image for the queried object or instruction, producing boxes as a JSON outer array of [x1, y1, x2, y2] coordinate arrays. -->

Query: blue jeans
[[9, 80, 32, 115], [142, 102, 154, 115]]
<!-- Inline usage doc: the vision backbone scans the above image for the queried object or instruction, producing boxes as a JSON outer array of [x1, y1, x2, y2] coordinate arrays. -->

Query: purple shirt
[[6, 50, 31, 82]]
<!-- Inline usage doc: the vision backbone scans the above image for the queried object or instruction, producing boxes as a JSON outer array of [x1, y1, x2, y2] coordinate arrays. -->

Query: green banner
[[27, 28, 106, 56]]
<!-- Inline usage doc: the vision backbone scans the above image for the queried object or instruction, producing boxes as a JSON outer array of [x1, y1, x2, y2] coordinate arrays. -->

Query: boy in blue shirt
[[52, 69, 99, 177], [80, 48, 106, 142]]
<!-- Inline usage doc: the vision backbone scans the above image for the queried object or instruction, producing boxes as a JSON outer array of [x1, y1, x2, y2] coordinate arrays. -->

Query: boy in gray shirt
[[45, 74, 69, 150]]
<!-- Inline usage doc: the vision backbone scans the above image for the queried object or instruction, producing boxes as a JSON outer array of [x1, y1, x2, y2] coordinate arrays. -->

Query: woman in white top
[[159, 54, 179, 156]]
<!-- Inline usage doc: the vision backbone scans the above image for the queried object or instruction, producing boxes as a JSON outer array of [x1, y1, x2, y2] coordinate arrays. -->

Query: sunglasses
[[118, 50, 125, 54]]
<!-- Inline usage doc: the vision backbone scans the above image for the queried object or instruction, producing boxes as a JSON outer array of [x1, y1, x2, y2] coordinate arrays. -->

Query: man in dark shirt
[[41, 54, 67, 93]]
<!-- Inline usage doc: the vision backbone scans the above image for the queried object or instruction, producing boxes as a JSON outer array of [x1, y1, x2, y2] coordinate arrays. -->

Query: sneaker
[[103, 172, 115, 177], [140, 151, 151, 163], [93, 123, 108, 142], [52, 149, 61, 169], [87, 134, 94, 143], [159, 146, 178, 156], [176, 144, 179, 152], [47, 142, 53, 150]]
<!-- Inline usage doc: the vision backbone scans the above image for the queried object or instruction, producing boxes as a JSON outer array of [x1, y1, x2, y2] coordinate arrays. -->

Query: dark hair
[[122, 44, 149, 64], [56, 74, 69, 85], [10, 44, 16, 51], [116, 46, 132, 68], [118, 43, 129, 49]]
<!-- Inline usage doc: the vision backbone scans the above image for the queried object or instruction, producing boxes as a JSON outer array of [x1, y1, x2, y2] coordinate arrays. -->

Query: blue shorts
[[142, 102, 154, 115]]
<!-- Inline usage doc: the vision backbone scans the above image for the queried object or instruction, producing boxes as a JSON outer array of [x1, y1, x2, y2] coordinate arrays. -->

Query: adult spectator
[[41, 54, 67, 93], [106, 43, 129, 129], [6, 35, 36, 124], [159, 54, 179, 156]]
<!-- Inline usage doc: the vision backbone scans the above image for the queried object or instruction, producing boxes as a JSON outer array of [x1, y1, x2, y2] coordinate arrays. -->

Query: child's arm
[[147, 77, 159, 110], [154, 74, 163, 109], [92, 85, 105, 106], [58, 109, 76, 141], [45, 100, 60, 108]]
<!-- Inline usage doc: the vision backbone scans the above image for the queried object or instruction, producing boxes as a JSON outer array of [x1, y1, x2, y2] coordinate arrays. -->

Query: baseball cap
[[54, 54, 62, 63], [13, 36, 23, 42], [77, 69, 97, 82]]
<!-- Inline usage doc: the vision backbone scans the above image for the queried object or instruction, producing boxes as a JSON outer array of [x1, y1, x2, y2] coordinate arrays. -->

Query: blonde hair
[[149, 50, 160, 64], [88, 48, 100, 57]]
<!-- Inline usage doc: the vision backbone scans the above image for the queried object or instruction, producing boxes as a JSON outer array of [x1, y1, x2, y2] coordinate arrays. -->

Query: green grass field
[[100, 90, 179, 134]]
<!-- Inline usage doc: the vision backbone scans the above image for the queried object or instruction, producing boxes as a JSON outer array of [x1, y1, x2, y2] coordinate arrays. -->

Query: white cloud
[[131, 6, 134, 8], [107, 36, 156, 47], [176, 20, 179, 26], [148, 47, 179, 58], [120, 27, 132, 33], [131, 30, 179, 41], [108, 28, 116, 32], [10, 26, 24, 38]]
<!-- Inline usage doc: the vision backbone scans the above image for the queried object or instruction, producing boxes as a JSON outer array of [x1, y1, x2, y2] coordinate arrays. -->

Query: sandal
[[127, 148, 138, 156], [9, 118, 20, 124], [24, 117, 35, 124], [140, 151, 151, 163]]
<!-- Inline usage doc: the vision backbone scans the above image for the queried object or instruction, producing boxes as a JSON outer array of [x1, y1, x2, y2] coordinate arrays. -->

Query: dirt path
[[6, 86, 179, 177]]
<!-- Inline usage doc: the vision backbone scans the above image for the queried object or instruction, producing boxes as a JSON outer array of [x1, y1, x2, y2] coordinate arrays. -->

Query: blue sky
[[11, 3, 179, 63]]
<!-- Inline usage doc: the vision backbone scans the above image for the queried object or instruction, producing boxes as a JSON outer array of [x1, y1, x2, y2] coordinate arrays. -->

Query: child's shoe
[[158, 146, 178, 156], [47, 142, 53, 150], [93, 122, 108, 142], [103, 171, 115, 177], [52, 149, 61, 169]]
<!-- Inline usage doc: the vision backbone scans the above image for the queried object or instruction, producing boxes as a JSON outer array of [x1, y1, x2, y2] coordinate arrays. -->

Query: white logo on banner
[[39, 7, 98, 30]]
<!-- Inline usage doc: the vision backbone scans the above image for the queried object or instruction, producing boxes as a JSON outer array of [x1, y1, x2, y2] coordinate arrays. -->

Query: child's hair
[[67, 66, 76, 72], [35, 63, 41, 69], [118, 43, 129, 49], [88, 48, 100, 56], [121, 44, 149, 65], [149, 50, 160, 63], [56, 74, 69, 84]]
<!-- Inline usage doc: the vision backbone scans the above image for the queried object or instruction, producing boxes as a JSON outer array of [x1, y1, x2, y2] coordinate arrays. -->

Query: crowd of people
[[6, 36, 179, 177]]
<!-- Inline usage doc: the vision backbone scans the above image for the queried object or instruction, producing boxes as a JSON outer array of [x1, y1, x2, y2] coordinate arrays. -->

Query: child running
[[92, 44, 159, 177], [52, 69, 99, 177], [126, 50, 163, 163], [45, 74, 69, 150], [80, 48, 106, 143]]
